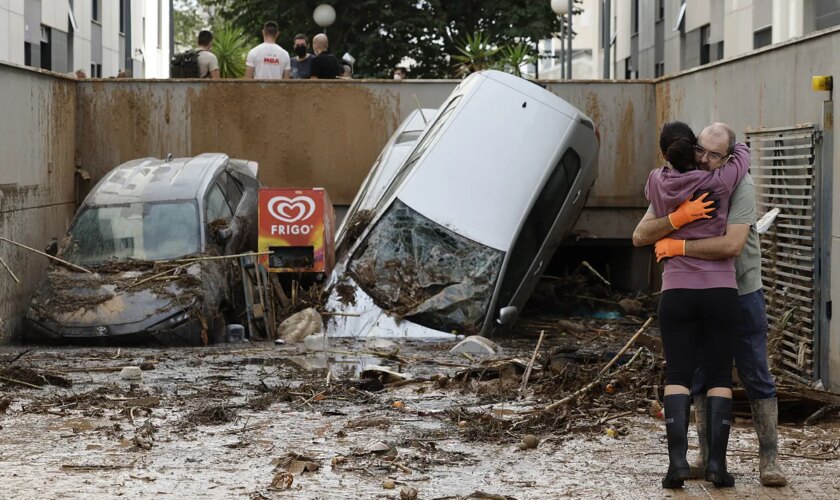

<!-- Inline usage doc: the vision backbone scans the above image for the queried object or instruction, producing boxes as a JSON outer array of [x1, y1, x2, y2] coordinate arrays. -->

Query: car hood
[[27, 264, 209, 327], [323, 274, 459, 340]]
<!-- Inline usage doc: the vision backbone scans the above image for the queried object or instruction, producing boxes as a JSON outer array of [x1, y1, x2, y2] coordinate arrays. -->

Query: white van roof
[[397, 70, 587, 251]]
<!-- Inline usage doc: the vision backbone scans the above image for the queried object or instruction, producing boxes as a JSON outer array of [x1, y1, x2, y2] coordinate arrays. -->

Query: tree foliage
[[203, 0, 566, 78], [212, 23, 254, 78], [173, 0, 205, 52]]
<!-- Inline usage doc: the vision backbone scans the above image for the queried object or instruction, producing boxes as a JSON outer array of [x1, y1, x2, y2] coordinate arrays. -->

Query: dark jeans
[[659, 288, 741, 389], [692, 289, 777, 400]]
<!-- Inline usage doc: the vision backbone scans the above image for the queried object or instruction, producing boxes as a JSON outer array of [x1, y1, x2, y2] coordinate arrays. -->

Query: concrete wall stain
[[1, 68, 77, 343]]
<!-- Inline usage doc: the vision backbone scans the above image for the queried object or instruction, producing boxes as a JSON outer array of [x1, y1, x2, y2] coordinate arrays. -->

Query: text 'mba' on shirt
[[246, 43, 291, 79]]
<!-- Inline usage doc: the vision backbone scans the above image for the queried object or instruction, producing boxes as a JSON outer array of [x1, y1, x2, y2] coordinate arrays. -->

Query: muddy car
[[24, 153, 260, 345], [324, 70, 599, 339], [336, 107, 437, 254]]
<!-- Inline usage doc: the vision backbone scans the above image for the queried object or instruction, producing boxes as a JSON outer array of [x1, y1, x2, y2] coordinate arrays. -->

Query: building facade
[[539, 0, 840, 80], [0, 0, 171, 78]]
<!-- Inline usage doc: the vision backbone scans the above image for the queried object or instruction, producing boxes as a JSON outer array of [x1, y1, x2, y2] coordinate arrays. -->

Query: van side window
[[220, 172, 243, 212], [496, 148, 581, 306], [206, 183, 233, 222]]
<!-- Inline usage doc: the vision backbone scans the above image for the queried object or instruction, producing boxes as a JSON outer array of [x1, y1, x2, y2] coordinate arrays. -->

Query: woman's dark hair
[[659, 121, 696, 172]]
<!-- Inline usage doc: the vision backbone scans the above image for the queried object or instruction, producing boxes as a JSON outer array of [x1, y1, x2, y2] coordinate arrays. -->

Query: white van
[[325, 70, 599, 339], [336, 107, 437, 251]]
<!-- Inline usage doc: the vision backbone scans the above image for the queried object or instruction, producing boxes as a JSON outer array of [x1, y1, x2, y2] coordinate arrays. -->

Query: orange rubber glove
[[668, 192, 715, 229], [655, 238, 686, 262]]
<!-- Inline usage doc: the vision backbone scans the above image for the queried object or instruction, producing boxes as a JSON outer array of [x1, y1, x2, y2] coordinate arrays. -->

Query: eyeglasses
[[694, 144, 728, 162]]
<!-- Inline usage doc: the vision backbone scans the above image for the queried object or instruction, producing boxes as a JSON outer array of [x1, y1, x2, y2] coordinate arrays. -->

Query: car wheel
[[210, 309, 227, 344]]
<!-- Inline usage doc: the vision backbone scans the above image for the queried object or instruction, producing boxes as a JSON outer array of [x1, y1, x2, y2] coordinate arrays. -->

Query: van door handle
[[533, 260, 543, 276], [572, 189, 581, 204]]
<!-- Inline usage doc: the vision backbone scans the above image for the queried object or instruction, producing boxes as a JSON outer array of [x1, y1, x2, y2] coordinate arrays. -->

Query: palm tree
[[451, 32, 500, 77], [496, 43, 537, 78], [211, 23, 252, 78]]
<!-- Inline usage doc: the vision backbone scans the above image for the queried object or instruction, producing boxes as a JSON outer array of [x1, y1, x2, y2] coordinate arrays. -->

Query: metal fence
[[747, 124, 821, 384]]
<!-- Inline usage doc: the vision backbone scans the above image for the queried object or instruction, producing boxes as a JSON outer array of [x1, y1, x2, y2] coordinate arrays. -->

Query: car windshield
[[348, 199, 504, 334], [61, 202, 201, 266]]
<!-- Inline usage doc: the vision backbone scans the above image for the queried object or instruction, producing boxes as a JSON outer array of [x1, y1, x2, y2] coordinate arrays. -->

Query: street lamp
[[313, 4, 336, 34], [550, 0, 573, 79]]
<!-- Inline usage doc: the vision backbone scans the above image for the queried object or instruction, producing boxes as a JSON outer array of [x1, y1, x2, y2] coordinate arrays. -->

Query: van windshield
[[348, 199, 504, 333], [60, 202, 201, 266]]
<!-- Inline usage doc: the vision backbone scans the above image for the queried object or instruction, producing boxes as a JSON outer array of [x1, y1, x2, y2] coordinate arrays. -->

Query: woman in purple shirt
[[646, 122, 751, 489]]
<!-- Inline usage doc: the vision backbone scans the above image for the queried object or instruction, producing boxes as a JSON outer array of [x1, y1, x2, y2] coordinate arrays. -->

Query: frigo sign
[[258, 188, 336, 274], [266, 195, 317, 235]]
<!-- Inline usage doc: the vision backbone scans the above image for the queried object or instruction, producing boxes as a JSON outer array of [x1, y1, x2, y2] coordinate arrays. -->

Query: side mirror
[[45, 239, 58, 257], [497, 306, 518, 326], [216, 227, 233, 243]]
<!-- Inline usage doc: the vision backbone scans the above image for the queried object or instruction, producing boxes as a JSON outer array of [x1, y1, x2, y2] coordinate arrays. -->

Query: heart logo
[[267, 196, 316, 223]]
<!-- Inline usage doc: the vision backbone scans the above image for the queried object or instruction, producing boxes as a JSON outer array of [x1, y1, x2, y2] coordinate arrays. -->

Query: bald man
[[309, 34, 342, 80], [634, 122, 787, 487]]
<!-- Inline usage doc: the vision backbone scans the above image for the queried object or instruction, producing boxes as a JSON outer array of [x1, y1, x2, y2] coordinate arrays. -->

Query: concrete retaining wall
[[0, 65, 77, 342], [74, 79, 656, 214]]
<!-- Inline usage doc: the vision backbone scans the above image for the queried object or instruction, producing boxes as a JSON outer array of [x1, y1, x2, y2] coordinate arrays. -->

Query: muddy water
[[1, 342, 839, 499]]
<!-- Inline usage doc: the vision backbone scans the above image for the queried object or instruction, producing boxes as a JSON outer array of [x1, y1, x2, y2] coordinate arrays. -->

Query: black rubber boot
[[705, 395, 735, 487], [662, 394, 692, 488]]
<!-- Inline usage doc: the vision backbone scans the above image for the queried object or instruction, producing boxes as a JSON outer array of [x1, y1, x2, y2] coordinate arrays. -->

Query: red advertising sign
[[258, 188, 335, 274]]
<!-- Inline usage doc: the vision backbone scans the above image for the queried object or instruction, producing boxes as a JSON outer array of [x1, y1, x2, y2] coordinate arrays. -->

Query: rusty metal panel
[[747, 124, 820, 384], [545, 82, 658, 209]]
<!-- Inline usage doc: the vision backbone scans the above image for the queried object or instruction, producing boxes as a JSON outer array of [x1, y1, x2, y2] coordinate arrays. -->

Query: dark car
[[24, 153, 260, 345]]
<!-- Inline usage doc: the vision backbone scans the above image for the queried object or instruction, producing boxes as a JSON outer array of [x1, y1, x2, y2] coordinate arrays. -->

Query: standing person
[[309, 34, 342, 80], [197, 30, 220, 79], [393, 67, 408, 80], [633, 127, 787, 487], [245, 21, 291, 79], [290, 34, 314, 79], [644, 122, 751, 489]]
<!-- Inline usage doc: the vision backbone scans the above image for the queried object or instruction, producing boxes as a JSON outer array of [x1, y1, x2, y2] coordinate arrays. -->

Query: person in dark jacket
[[309, 34, 342, 79]]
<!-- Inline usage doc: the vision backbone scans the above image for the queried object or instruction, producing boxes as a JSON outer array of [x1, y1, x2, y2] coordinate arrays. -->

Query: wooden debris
[[0, 236, 92, 273]]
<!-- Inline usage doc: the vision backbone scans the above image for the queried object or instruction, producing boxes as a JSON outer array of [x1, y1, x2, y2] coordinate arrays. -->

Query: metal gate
[[746, 124, 823, 385]]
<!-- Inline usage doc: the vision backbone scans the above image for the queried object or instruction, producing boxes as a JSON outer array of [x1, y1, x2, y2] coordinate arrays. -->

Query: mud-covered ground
[[2, 320, 840, 500]]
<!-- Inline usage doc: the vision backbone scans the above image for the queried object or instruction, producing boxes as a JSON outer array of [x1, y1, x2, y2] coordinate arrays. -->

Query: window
[[657, 0, 665, 21], [157, 0, 162, 49], [92, 0, 101, 22], [496, 148, 581, 307], [61, 202, 200, 265], [674, 1, 687, 32], [700, 25, 711, 65], [206, 184, 233, 222], [119, 0, 125, 34], [754, 27, 772, 49], [631, 0, 640, 34], [218, 172, 243, 212], [349, 199, 504, 333], [716, 41, 724, 60], [655, 61, 664, 78]]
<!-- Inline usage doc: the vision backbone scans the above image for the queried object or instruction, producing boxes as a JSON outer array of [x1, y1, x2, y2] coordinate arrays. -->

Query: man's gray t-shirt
[[197, 50, 219, 78], [645, 173, 762, 296], [728, 174, 762, 296]]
